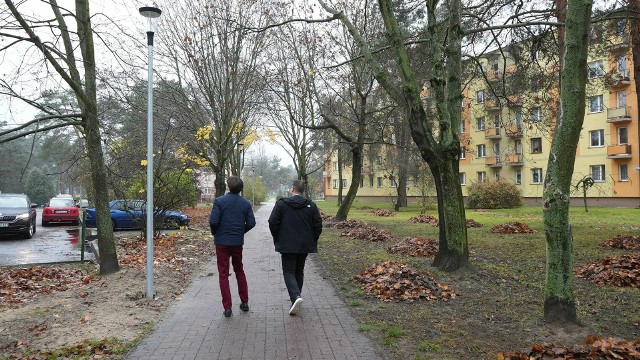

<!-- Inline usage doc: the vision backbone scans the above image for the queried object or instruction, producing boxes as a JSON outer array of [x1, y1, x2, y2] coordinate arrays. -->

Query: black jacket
[[268, 195, 322, 254]]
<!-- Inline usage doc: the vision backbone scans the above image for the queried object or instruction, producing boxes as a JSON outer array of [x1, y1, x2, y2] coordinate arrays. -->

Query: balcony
[[606, 70, 631, 88], [484, 99, 501, 111], [607, 144, 632, 159], [505, 124, 523, 138], [607, 106, 632, 123], [484, 127, 501, 139], [361, 166, 375, 175], [606, 34, 630, 51], [506, 95, 523, 107], [485, 156, 502, 167], [487, 70, 501, 82], [506, 154, 524, 166]]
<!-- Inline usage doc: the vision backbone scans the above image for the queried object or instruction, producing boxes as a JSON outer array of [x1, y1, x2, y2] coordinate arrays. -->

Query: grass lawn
[[314, 200, 640, 360]]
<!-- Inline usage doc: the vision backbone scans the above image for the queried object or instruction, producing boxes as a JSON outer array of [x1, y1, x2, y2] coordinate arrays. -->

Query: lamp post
[[140, 5, 162, 300], [237, 143, 245, 176]]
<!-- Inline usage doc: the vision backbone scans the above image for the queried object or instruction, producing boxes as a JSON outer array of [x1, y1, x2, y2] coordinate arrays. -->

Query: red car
[[42, 197, 80, 226]]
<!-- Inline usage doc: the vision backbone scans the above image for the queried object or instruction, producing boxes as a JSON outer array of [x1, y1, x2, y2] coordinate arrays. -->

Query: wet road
[[0, 209, 94, 266]]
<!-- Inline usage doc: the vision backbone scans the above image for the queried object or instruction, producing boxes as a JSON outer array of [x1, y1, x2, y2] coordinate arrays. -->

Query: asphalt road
[[0, 209, 94, 266]]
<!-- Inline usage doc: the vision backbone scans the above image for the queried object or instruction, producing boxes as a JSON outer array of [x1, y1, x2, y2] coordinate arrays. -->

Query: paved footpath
[[126, 201, 383, 360]]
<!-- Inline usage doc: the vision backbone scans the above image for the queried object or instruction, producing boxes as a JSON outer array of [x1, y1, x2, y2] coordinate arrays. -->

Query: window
[[515, 110, 523, 126], [460, 172, 466, 185], [589, 95, 603, 113], [531, 168, 543, 184], [461, 98, 465, 108], [590, 129, 605, 147], [494, 170, 501, 179], [515, 170, 522, 184], [615, 19, 626, 36], [619, 127, 628, 144], [476, 90, 485, 103], [531, 138, 542, 153], [493, 142, 500, 156], [332, 162, 338, 171], [460, 120, 466, 133], [531, 107, 542, 122], [475, 63, 485, 75], [369, 176, 374, 187], [377, 177, 383, 187], [619, 164, 629, 181], [477, 144, 486, 157], [333, 179, 338, 189], [591, 165, 605, 182], [617, 91, 627, 108], [460, 148, 466, 159], [377, 156, 383, 165], [476, 116, 486, 130], [492, 114, 500, 128], [360, 178, 364, 187], [588, 61, 605, 79], [617, 55, 627, 72], [341, 179, 347, 188], [390, 177, 397, 187], [477, 171, 486, 182], [491, 59, 499, 71]]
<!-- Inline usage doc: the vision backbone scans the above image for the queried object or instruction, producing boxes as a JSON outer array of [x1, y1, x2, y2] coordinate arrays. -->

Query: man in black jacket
[[268, 180, 322, 315]]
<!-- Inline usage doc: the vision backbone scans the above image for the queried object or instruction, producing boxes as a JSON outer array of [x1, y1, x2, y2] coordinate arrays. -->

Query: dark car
[[0, 193, 38, 239], [84, 199, 189, 230], [42, 197, 80, 226]]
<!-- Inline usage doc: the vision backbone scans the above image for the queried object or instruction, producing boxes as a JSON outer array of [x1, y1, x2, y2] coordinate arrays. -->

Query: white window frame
[[460, 120, 466, 133], [494, 170, 500, 180], [619, 127, 628, 144], [341, 179, 347, 188], [589, 129, 605, 147], [588, 61, 605, 79], [477, 144, 486, 158], [476, 90, 485, 103], [493, 113, 500, 128], [531, 138, 542, 153], [477, 116, 486, 131], [390, 177, 397, 188], [377, 177, 383, 188], [333, 179, 338, 189], [460, 148, 466, 159], [460, 172, 466, 185], [333, 162, 338, 171], [591, 165, 605, 182], [619, 164, 629, 181], [589, 95, 604, 113], [617, 91, 627, 108], [531, 107, 542, 122], [515, 170, 522, 185], [477, 171, 486, 182], [531, 168, 543, 184]]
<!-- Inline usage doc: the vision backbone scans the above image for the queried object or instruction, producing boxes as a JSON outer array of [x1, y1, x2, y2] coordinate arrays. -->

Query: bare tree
[[1, 0, 119, 274], [159, 0, 269, 196]]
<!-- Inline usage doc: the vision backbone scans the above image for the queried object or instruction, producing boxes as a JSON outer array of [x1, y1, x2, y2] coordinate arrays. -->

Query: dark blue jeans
[[281, 253, 308, 303]]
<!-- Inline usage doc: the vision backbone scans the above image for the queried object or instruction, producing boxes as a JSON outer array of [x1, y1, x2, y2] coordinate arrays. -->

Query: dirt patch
[[0, 229, 214, 359]]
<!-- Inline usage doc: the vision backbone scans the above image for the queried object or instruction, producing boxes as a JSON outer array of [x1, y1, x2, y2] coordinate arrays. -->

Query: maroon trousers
[[215, 245, 248, 311]]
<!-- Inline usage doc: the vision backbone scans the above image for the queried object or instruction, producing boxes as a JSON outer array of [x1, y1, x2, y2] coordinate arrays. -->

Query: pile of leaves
[[341, 226, 394, 242], [353, 261, 456, 302], [386, 237, 438, 257], [357, 205, 374, 210], [491, 222, 537, 234], [118, 233, 213, 271], [574, 255, 640, 288], [498, 336, 640, 359], [408, 214, 438, 224], [601, 235, 640, 251], [182, 207, 211, 229], [4, 337, 129, 360], [0, 266, 98, 306], [327, 219, 368, 229], [371, 209, 395, 217], [319, 211, 336, 222], [466, 219, 483, 228]]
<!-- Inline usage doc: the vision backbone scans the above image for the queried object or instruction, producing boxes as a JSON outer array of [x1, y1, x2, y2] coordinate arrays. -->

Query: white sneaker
[[289, 297, 303, 315]]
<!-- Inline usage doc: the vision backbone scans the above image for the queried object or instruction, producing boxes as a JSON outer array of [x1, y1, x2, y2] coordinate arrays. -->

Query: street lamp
[[140, 5, 162, 300], [237, 143, 245, 175]]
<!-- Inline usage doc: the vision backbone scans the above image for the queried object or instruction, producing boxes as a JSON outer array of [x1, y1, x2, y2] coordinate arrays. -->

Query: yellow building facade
[[324, 23, 640, 206]]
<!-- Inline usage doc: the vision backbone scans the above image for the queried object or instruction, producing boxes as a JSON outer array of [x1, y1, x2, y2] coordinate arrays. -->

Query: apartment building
[[324, 18, 640, 206]]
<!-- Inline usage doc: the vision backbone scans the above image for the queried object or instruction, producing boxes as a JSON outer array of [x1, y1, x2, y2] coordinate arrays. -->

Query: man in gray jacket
[[268, 180, 322, 315]]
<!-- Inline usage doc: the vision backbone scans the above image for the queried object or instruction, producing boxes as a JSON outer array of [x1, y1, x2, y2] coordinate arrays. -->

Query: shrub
[[466, 179, 523, 209]]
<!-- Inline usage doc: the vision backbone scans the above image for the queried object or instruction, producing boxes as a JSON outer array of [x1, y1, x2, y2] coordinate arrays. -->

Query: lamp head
[[139, 6, 162, 32]]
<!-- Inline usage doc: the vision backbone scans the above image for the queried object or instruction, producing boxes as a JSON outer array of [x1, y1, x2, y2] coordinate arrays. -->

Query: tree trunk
[[337, 147, 343, 206], [631, 0, 640, 209], [543, 0, 592, 323], [395, 122, 409, 210], [335, 147, 363, 221], [76, 0, 119, 275], [431, 159, 468, 271]]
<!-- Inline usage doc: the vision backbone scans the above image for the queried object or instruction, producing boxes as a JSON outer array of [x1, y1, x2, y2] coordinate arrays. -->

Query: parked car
[[42, 197, 80, 226], [0, 193, 38, 239], [84, 199, 190, 230]]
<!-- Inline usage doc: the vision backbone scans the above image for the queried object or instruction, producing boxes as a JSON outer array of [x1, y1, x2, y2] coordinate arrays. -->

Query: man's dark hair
[[227, 176, 244, 194], [292, 180, 305, 194]]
